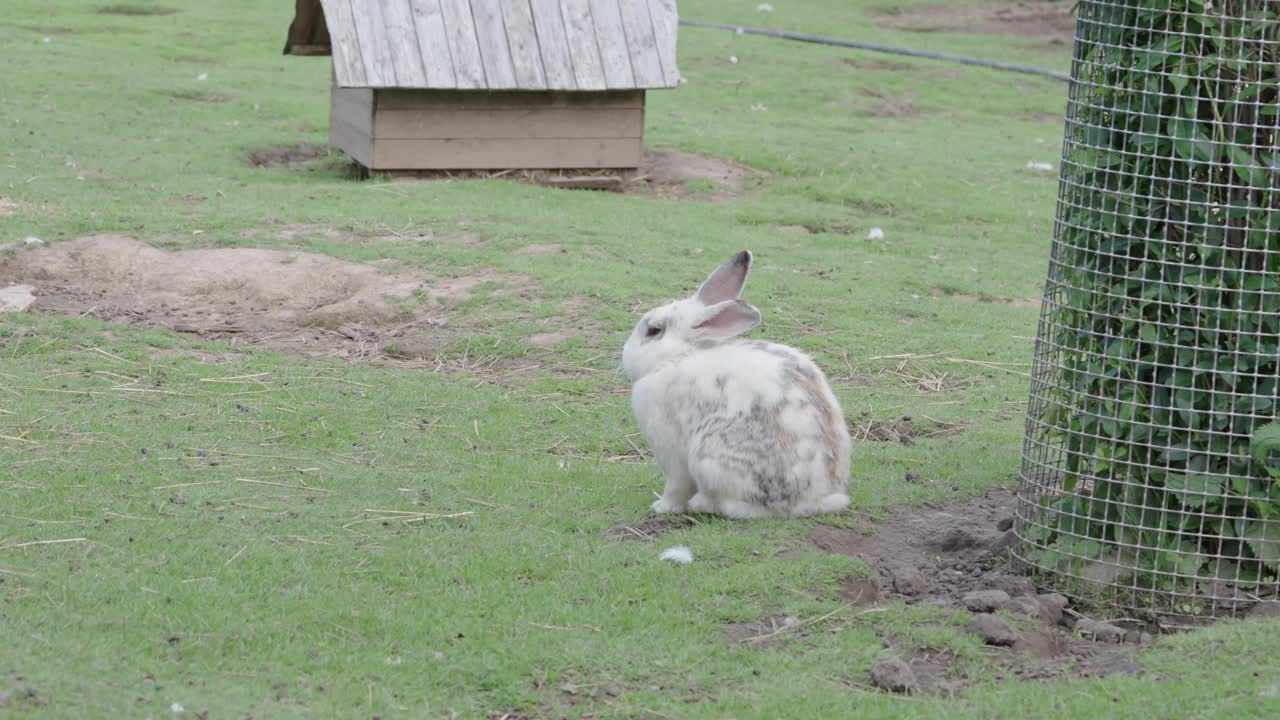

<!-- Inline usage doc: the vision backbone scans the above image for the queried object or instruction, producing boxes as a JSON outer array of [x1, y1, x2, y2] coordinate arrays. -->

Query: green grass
[[2, 0, 1278, 717]]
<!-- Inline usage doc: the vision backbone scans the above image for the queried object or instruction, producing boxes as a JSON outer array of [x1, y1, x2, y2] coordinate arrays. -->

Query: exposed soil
[[169, 91, 238, 103], [1009, 111, 1064, 124], [849, 414, 965, 444], [930, 287, 1040, 308], [245, 143, 331, 169], [835, 88, 921, 118], [878, 1, 1077, 38], [812, 487, 1149, 692], [292, 148, 758, 201], [838, 56, 920, 73], [98, 4, 178, 16], [604, 517, 693, 542], [0, 235, 547, 367], [0, 197, 24, 217], [513, 243, 564, 256]]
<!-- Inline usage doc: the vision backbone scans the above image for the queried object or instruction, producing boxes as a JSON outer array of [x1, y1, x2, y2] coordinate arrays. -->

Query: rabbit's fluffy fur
[[622, 251, 851, 518]]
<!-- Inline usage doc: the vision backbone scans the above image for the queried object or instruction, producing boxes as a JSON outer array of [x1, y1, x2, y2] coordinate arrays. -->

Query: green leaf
[[1250, 423, 1280, 479], [1228, 145, 1270, 188], [1243, 521, 1280, 570], [1164, 473, 1227, 509], [1168, 118, 1216, 163]]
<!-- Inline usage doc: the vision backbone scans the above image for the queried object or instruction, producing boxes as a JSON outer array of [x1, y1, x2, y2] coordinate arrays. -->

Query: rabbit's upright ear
[[694, 250, 752, 305], [693, 300, 761, 340]]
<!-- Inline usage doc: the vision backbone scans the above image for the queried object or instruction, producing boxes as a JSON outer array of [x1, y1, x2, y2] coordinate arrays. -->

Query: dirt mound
[[879, 1, 1076, 38], [0, 235, 514, 364], [812, 487, 1149, 691]]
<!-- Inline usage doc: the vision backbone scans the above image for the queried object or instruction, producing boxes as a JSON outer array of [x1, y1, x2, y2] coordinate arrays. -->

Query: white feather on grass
[[660, 545, 694, 565]]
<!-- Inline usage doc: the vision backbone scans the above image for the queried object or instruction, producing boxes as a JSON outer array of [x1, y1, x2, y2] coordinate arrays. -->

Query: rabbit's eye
[[645, 325, 663, 338]]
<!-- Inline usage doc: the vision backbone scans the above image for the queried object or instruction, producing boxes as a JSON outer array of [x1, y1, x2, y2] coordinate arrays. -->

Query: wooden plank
[[410, 0, 458, 88], [319, 0, 366, 86], [645, 0, 680, 86], [330, 106, 372, 167], [557, 0, 605, 90], [617, 0, 664, 87], [375, 88, 643, 109], [370, 137, 643, 169], [499, 0, 548, 89], [529, 0, 576, 90], [438, 0, 486, 89], [468, 0, 519, 89], [377, 0, 429, 87], [373, 107, 644, 139], [587, 0, 635, 89], [349, 0, 396, 85], [331, 86, 374, 135]]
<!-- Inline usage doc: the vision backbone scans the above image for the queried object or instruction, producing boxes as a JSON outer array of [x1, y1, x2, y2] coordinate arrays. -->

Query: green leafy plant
[[1028, 0, 1280, 597]]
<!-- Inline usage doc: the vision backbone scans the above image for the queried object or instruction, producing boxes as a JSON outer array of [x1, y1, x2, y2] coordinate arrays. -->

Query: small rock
[[1036, 593, 1068, 625], [904, 471, 921, 483], [891, 567, 926, 596], [1074, 618, 1125, 643], [870, 655, 917, 694], [1247, 602, 1280, 620], [0, 284, 36, 313], [963, 589, 1010, 612], [996, 516, 1014, 532], [1002, 595, 1043, 618], [970, 614, 1019, 646], [867, 227, 885, 241], [171, 703, 185, 713]]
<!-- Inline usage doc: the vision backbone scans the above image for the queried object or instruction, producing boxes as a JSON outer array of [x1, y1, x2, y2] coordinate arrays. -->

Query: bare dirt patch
[[835, 88, 921, 118], [1009, 111, 1064, 124], [168, 90, 238, 103], [849, 414, 964, 444], [513, 243, 564, 256], [930, 287, 1040, 308], [245, 143, 331, 169], [604, 517, 693, 542], [0, 235, 529, 365], [811, 487, 1149, 692], [98, 4, 178, 16], [838, 56, 920, 73], [0, 198, 25, 218], [349, 149, 759, 202], [878, 1, 1077, 38]]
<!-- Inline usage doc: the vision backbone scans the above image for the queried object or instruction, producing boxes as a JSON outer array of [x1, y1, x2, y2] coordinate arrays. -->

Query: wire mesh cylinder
[[1014, 0, 1280, 626]]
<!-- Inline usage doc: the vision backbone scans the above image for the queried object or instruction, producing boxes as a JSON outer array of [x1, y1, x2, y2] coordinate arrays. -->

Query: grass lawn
[[2, 0, 1279, 717]]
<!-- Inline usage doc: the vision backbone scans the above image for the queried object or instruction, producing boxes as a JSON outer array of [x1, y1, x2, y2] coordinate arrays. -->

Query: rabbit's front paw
[[651, 497, 686, 514]]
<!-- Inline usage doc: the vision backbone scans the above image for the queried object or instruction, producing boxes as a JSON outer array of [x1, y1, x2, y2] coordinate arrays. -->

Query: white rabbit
[[622, 250, 851, 518]]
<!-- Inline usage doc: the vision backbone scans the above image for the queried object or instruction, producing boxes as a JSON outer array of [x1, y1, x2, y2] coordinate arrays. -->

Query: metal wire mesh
[[1013, 0, 1280, 626]]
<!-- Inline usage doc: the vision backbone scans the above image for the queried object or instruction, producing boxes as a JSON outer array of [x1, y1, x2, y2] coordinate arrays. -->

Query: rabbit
[[622, 250, 852, 519]]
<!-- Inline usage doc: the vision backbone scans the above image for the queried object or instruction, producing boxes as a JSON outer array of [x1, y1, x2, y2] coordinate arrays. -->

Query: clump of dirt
[[839, 56, 920, 73], [849, 414, 964, 444], [811, 487, 1149, 692], [878, 1, 1077, 38], [245, 143, 330, 169], [98, 4, 178, 15], [347, 149, 759, 201], [930, 287, 1040, 308], [0, 234, 528, 365]]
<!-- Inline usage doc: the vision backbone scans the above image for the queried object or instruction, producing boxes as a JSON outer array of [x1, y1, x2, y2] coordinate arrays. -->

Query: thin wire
[[678, 19, 1072, 82]]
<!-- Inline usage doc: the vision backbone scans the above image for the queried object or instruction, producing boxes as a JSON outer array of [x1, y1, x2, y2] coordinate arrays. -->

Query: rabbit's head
[[622, 250, 762, 381]]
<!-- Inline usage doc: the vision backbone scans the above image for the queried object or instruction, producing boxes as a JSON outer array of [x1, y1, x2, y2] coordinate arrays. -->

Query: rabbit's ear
[[693, 300, 761, 339], [694, 250, 752, 305]]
